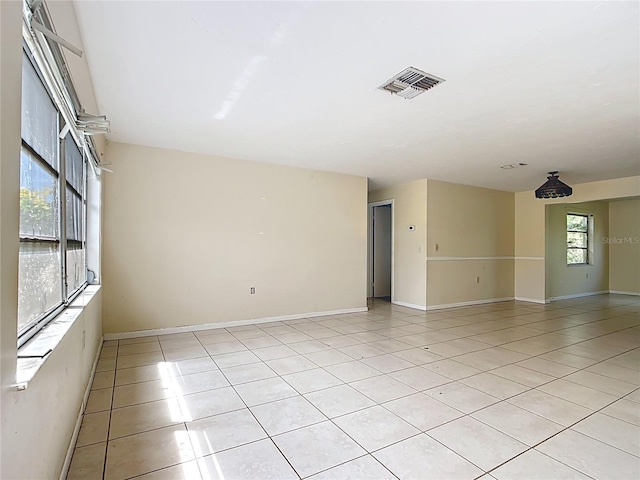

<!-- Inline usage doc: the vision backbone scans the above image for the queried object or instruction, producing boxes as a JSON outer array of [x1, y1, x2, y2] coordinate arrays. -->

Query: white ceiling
[[72, 1, 640, 192]]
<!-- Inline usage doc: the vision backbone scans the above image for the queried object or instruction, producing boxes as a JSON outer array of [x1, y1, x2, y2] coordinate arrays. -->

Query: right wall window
[[567, 213, 589, 265]]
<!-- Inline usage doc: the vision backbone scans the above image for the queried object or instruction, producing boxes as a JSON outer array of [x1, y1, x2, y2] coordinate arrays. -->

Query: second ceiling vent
[[378, 67, 445, 99]]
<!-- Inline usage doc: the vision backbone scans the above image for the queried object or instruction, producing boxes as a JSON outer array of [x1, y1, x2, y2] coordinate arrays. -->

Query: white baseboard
[[391, 300, 427, 311], [104, 307, 369, 340], [426, 297, 515, 311], [515, 297, 549, 304], [548, 291, 609, 302], [59, 338, 103, 480], [609, 290, 640, 296]]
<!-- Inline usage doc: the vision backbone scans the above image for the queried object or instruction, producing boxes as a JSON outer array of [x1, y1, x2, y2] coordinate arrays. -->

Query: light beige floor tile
[[490, 364, 556, 387], [187, 408, 267, 457], [422, 359, 482, 380], [373, 433, 483, 480], [507, 390, 593, 426], [221, 362, 277, 385], [273, 332, 315, 344], [538, 351, 600, 369], [234, 377, 299, 406], [564, 370, 637, 396], [76, 411, 110, 447], [204, 340, 248, 355], [537, 429, 640, 480], [289, 339, 333, 354], [173, 369, 229, 395], [113, 379, 172, 408], [324, 360, 382, 383], [627, 388, 640, 403], [282, 368, 342, 394], [66, 442, 107, 480], [157, 332, 196, 341], [586, 361, 640, 385], [537, 378, 618, 410], [339, 344, 387, 359], [240, 336, 282, 349], [334, 405, 420, 452], [424, 382, 500, 414], [389, 366, 451, 391], [471, 401, 564, 446], [460, 372, 529, 400], [366, 339, 413, 354], [265, 355, 318, 375], [109, 398, 181, 439], [115, 364, 162, 386], [455, 348, 529, 370], [100, 346, 118, 359], [572, 412, 640, 456], [92, 370, 115, 390], [163, 345, 209, 362], [195, 331, 235, 344], [304, 349, 353, 366], [304, 384, 376, 418], [491, 449, 592, 480], [252, 344, 298, 361], [350, 375, 417, 404], [196, 438, 298, 480], [383, 393, 464, 431], [179, 387, 246, 421], [134, 460, 202, 480], [158, 337, 202, 351], [601, 398, 640, 426], [429, 416, 527, 471], [516, 357, 578, 377], [117, 342, 162, 356], [168, 357, 218, 376], [105, 424, 195, 480], [273, 421, 366, 477], [96, 357, 116, 373], [119, 336, 159, 346], [251, 395, 326, 436], [308, 455, 395, 479], [360, 354, 415, 373], [116, 351, 165, 369], [103, 340, 118, 348], [85, 387, 113, 413], [211, 350, 260, 368], [392, 347, 443, 365]]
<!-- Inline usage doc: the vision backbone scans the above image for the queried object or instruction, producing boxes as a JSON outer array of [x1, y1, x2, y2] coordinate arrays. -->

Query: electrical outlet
[[250, 287, 255, 294], [434, 244, 439, 252], [476, 276, 480, 284]]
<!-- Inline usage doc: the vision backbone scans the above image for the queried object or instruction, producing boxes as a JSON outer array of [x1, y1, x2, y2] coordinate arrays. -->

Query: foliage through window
[[567, 214, 589, 265], [18, 49, 87, 343]]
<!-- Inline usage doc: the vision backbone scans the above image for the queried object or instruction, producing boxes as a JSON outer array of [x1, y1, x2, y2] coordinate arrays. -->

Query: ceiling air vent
[[378, 67, 445, 99]]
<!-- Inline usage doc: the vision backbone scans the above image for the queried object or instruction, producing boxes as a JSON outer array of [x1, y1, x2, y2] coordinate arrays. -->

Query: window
[[18, 50, 87, 344], [567, 214, 589, 265]]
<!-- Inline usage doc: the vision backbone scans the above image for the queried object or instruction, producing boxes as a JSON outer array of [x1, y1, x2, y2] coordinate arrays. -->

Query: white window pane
[[66, 190, 83, 241], [567, 232, 587, 248], [567, 214, 587, 232], [20, 149, 59, 238], [567, 249, 587, 264], [21, 53, 58, 169], [65, 135, 84, 194], [18, 242, 62, 332], [66, 244, 85, 294]]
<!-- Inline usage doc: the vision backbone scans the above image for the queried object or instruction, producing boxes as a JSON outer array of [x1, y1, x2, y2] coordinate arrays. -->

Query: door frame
[[368, 199, 394, 301]]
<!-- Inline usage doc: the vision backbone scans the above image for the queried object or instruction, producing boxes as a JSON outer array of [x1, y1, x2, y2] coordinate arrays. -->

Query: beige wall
[[369, 180, 427, 308], [1, 2, 104, 479], [426, 180, 514, 307], [546, 201, 609, 299], [609, 199, 640, 294], [515, 176, 640, 302], [103, 142, 368, 334]]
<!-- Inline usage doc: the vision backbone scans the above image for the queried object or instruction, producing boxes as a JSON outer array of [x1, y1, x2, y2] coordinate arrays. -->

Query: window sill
[[15, 284, 101, 389]]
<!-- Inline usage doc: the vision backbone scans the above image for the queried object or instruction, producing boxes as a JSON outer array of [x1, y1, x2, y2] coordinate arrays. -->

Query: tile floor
[[67, 294, 640, 480]]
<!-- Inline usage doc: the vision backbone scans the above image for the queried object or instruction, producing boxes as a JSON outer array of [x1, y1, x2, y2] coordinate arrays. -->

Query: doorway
[[368, 200, 393, 301]]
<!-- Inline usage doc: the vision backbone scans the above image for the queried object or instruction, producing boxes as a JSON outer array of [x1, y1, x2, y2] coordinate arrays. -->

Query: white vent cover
[[378, 67, 445, 99]]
